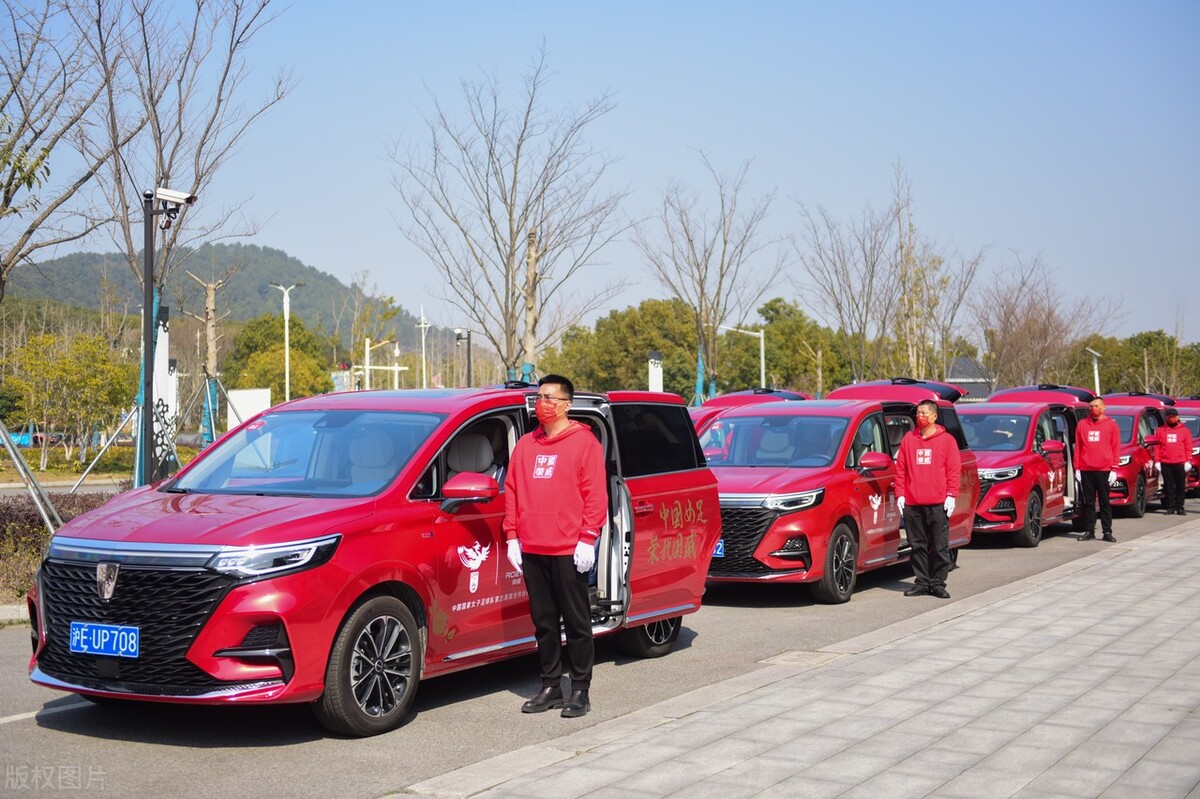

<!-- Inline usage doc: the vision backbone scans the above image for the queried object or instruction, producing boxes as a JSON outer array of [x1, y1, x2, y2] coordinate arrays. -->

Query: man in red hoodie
[[1074, 397, 1121, 542], [504, 375, 606, 718], [1155, 407, 1194, 516], [895, 400, 961, 599]]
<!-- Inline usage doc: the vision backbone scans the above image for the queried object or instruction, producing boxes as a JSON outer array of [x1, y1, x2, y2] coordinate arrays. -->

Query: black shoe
[[1079, 532, 1096, 541], [560, 689, 590, 718], [904, 585, 929, 597], [1102, 533, 1116, 542], [521, 685, 564, 713], [929, 586, 950, 599]]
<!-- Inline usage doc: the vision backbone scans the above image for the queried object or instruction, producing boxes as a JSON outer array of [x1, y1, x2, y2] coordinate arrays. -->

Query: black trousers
[[1161, 462, 1186, 512], [904, 504, 950, 589], [1079, 470, 1113, 534], [522, 552, 593, 690]]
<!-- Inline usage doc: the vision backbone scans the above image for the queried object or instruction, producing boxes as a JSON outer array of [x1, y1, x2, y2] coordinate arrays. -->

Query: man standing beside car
[[1075, 397, 1121, 542], [895, 400, 961, 599], [1155, 407, 1193, 516], [504, 374, 607, 718]]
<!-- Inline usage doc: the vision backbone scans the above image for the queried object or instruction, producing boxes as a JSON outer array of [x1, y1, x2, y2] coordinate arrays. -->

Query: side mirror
[[1040, 440, 1065, 454], [858, 451, 893, 472], [1144, 434, 1160, 446], [439, 472, 500, 514]]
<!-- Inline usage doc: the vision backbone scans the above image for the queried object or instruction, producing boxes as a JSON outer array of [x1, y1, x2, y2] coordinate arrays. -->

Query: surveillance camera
[[155, 187, 198, 205]]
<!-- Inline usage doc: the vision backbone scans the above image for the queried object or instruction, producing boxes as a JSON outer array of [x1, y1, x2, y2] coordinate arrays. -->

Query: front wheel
[[1013, 493, 1043, 548], [617, 616, 681, 658], [811, 524, 858, 604], [313, 596, 422, 737], [1123, 475, 1146, 518]]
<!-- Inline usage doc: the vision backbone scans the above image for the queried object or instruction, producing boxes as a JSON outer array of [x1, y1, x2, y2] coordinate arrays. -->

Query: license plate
[[69, 622, 140, 658], [713, 539, 725, 558]]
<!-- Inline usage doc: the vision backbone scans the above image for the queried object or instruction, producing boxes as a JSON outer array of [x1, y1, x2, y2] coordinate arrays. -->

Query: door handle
[[633, 501, 654, 516]]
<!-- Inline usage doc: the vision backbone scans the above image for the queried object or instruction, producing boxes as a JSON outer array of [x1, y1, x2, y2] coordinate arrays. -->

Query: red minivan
[[697, 390, 977, 603], [958, 401, 1078, 547], [27, 386, 721, 736]]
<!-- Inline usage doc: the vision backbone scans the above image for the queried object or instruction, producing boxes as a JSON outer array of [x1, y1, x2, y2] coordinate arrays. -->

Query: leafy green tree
[[223, 313, 332, 387], [236, 347, 333, 401], [725, 298, 853, 396], [541, 299, 698, 396]]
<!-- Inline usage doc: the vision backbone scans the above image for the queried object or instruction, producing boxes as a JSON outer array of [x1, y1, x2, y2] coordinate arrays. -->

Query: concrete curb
[[399, 522, 1195, 799]]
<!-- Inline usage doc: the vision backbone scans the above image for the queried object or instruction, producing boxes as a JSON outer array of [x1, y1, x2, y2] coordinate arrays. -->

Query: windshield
[[172, 410, 444, 497], [960, 413, 1031, 452], [1178, 415, 1200, 438], [699, 415, 848, 467]]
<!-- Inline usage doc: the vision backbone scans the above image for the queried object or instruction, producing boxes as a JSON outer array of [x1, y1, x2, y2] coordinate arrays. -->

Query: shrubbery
[[0, 493, 116, 602]]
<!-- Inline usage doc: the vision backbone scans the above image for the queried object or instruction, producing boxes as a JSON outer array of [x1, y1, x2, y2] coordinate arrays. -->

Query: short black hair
[[1165, 408, 1179, 416], [917, 399, 939, 417], [538, 374, 574, 400]]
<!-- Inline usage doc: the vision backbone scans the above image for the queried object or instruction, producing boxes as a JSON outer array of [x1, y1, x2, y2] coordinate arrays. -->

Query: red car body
[[697, 389, 977, 603], [958, 401, 1078, 546], [27, 386, 721, 736]]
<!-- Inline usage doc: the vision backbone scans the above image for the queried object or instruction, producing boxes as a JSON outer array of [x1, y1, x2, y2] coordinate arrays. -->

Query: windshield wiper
[[163, 486, 192, 494]]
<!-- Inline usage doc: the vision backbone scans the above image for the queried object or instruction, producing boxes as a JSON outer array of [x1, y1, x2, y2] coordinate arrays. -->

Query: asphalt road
[[1, 500, 1193, 798]]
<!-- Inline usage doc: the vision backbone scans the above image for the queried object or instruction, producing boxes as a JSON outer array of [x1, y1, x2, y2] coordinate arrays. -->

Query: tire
[[1013, 493, 1044, 548], [811, 524, 857, 604], [617, 616, 682, 658], [313, 596, 421, 737], [1123, 475, 1146, 518]]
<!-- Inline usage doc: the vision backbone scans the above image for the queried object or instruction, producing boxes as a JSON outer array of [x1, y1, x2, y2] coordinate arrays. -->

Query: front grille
[[709, 506, 780, 576], [36, 560, 238, 694]]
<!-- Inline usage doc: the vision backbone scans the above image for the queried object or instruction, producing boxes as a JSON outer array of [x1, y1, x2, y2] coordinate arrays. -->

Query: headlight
[[208, 534, 341, 579], [979, 466, 1023, 482], [763, 488, 824, 512], [1118, 456, 1131, 467]]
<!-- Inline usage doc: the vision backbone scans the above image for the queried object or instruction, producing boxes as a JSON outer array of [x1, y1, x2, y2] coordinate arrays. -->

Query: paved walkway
[[405, 521, 1200, 799]]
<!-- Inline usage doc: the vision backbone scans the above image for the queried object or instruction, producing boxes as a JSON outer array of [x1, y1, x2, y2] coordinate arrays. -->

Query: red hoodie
[[895, 424, 961, 505], [1075, 415, 1120, 471], [503, 420, 607, 556], [1155, 420, 1194, 465]]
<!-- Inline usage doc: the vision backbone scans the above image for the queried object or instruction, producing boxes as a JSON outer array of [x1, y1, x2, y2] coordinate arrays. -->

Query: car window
[[1111, 415, 1134, 443], [1180, 414, 1200, 438], [884, 415, 914, 456], [175, 410, 445, 497], [703, 414, 849, 468], [612, 404, 702, 477], [960, 413, 1030, 452], [845, 414, 885, 468], [413, 413, 518, 499], [1137, 413, 1153, 442]]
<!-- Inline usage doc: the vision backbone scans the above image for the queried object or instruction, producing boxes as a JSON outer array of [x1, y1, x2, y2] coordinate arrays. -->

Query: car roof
[[703, 387, 813, 406], [826, 378, 965, 403], [959, 401, 1048, 415], [1101, 391, 1176, 409], [709, 398, 881, 419], [266, 385, 686, 415], [988, 384, 1094, 405]]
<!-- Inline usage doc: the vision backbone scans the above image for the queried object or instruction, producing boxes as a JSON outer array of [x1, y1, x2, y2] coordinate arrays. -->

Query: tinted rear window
[[612, 404, 703, 477]]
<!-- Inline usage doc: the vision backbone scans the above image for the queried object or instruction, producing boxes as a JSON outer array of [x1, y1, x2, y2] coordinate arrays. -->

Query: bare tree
[[0, 0, 129, 302], [390, 47, 628, 374], [793, 201, 897, 381], [973, 253, 1116, 387], [85, 0, 292, 294], [634, 155, 782, 395]]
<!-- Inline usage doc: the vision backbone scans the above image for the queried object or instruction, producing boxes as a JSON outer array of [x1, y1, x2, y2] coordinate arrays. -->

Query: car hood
[[51, 486, 375, 547], [974, 451, 1029, 470], [710, 466, 830, 496]]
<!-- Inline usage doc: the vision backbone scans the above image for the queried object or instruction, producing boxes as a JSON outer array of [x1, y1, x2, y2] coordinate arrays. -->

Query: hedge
[[0, 493, 117, 603]]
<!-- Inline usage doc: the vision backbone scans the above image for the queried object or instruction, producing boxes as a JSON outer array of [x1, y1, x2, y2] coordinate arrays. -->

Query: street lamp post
[[454, 328, 473, 387], [364, 337, 401, 390], [416, 307, 431, 389], [139, 187, 197, 487], [719, 324, 766, 388], [270, 282, 302, 402], [1086, 347, 1102, 395]]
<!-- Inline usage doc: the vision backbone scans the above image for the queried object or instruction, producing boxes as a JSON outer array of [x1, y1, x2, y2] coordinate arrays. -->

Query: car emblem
[[96, 562, 120, 601]]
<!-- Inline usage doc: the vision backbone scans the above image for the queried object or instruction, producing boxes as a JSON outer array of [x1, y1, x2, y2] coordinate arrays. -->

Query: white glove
[[506, 539, 523, 574], [1074, 470, 1081, 483], [1107, 471, 1118, 486], [943, 497, 956, 516], [1155, 462, 1162, 475], [573, 541, 595, 573], [896, 496, 905, 514], [1186, 462, 1193, 473]]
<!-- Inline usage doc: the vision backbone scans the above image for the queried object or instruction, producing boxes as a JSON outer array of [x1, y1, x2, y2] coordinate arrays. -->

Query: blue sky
[[205, 1, 1199, 343]]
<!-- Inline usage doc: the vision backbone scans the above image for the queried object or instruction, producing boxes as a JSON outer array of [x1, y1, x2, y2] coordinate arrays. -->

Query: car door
[[1035, 411, 1067, 519], [425, 410, 535, 663], [609, 399, 720, 627], [845, 412, 900, 565]]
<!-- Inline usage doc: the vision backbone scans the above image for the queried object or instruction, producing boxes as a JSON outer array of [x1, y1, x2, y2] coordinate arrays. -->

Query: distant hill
[[7, 243, 429, 348]]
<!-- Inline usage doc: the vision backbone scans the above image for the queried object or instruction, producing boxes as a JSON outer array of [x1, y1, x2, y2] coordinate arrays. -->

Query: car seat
[[348, 428, 396, 485], [446, 433, 497, 481], [754, 428, 796, 465]]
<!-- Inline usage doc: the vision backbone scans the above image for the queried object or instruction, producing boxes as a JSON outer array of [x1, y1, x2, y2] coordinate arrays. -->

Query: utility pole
[[417, 307, 431, 388]]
